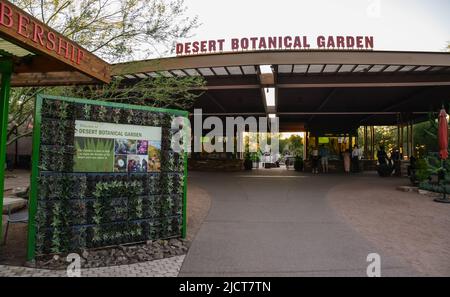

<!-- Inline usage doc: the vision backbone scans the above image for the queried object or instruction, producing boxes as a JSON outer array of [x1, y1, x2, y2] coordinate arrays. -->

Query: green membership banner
[[74, 120, 162, 173]]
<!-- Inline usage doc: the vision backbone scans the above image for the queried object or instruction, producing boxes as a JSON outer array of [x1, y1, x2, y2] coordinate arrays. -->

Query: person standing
[[312, 147, 320, 174], [352, 145, 361, 173], [319, 145, 329, 173], [391, 147, 401, 176], [343, 149, 351, 173], [377, 146, 388, 165]]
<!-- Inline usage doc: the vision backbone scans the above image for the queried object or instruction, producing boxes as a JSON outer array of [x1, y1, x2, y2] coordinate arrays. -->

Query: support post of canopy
[[411, 122, 415, 158], [364, 126, 368, 159], [400, 124, 404, 156], [303, 132, 308, 161], [407, 122, 411, 158], [371, 126, 375, 160], [0, 60, 13, 242]]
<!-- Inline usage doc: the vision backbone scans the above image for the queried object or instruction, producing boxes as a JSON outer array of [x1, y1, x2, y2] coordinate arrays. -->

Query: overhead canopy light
[[268, 114, 277, 118], [264, 87, 276, 107], [259, 65, 273, 74]]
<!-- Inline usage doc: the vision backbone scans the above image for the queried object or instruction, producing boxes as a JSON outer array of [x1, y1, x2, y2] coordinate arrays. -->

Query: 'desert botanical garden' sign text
[[176, 35, 375, 55], [74, 121, 162, 173]]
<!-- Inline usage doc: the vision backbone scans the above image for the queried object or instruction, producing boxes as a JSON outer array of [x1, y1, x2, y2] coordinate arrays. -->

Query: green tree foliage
[[280, 135, 303, 157], [357, 126, 398, 157], [13, 0, 198, 62], [7, 0, 203, 145], [374, 126, 398, 153], [413, 119, 439, 155]]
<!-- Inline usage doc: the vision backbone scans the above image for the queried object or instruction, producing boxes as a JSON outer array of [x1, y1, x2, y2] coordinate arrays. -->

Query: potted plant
[[244, 152, 253, 170], [252, 152, 261, 169], [294, 156, 304, 172]]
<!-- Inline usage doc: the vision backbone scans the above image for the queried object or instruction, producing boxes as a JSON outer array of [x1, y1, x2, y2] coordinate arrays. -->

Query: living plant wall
[[27, 95, 188, 260]]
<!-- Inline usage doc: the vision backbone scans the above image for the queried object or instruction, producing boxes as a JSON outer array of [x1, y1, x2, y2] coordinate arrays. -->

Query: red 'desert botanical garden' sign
[[0, 0, 110, 82], [176, 35, 375, 56]]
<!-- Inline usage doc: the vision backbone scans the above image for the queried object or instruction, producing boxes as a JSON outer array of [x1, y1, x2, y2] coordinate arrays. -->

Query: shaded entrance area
[[113, 50, 450, 170]]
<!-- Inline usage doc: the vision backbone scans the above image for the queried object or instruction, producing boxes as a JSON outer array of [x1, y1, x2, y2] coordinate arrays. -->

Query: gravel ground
[[327, 177, 450, 276]]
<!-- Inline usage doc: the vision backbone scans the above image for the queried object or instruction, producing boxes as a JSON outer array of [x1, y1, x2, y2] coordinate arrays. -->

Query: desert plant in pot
[[252, 152, 261, 169]]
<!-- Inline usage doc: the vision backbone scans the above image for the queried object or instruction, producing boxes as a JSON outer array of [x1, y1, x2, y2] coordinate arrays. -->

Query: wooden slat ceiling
[[112, 51, 450, 89], [0, 37, 34, 57], [276, 64, 448, 75], [114, 65, 258, 80], [114, 63, 450, 80]]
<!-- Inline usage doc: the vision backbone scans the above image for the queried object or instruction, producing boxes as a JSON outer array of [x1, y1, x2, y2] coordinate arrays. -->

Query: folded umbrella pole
[[434, 107, 449, 203]]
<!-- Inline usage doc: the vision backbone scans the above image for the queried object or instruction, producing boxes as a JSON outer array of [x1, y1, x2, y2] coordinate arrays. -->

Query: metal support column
[[371, 126, 375, 160], [406, 122, 411, 158], [303, 131, 308, 161], [400, 124, 404, 156], [412, 122, 414, 157], [364, 126, 368, 159], [0, 60, 13, 242]]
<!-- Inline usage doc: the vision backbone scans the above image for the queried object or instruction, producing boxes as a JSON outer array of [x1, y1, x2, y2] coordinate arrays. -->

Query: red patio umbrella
[[438, 108, 448, 160], [435, 107, 449, 203]]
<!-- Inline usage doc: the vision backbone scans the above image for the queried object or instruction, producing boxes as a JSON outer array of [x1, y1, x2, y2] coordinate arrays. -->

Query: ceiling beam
[[181, 80, 450, 91], [277, 81, 450, 88], [13, 56, 71, 73], [11, 71, 95, 87], [277, 73, 450, 85], [113, 50, 450, 75]]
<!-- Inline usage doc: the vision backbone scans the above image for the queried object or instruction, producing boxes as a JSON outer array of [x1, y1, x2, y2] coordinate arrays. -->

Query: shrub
[[415, 158, 432, 182]]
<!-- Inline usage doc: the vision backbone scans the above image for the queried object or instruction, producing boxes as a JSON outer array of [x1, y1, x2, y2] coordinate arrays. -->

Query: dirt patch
[[327, 177, 450, 276], [4, 170, 30, 196], [0, 222, 27, 266], [186, 183, 211, 242]]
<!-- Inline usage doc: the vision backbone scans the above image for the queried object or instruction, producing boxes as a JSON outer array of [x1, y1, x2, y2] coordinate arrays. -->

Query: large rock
[[2, 197, 27, 214]]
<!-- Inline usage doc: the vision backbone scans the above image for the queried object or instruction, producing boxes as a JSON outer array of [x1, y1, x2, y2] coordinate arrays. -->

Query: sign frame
[[27, 94, 189, 260]]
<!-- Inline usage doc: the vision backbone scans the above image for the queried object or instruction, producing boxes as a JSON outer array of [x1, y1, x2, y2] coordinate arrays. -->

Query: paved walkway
[[180, 170, 422, 277], [0, 255, 185, 277]]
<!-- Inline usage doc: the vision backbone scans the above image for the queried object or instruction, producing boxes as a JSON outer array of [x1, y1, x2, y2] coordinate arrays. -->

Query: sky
[[176, 0, 450, 54]]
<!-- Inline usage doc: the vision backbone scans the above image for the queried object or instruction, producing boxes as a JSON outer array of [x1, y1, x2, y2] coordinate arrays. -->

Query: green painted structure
[[27, 95, 189, 260], [0, 60, 12, 243]]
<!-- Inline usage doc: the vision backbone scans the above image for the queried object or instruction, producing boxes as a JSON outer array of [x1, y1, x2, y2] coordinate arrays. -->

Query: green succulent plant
[[83, 104, 91, 120], [112, 108, 121, 123], [97, 105, 108, 121]]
